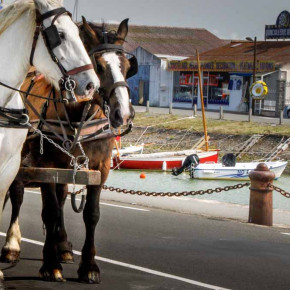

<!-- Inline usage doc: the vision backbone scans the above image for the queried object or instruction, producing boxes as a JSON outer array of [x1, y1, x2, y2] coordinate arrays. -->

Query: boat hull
[[191, 161, 288, 180], [113, 151, 218, 170]]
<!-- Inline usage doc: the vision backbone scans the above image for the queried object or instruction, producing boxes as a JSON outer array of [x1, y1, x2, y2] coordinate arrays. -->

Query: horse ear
[[80, 16, 99, 49], [115, 18, 129, 45]]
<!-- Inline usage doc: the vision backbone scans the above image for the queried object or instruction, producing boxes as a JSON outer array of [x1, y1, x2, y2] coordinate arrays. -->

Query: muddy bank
[[121, 127, 290, 173]]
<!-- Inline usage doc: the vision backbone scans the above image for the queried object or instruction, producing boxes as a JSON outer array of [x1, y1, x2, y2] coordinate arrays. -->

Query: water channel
[[107, 170, 290, 211]]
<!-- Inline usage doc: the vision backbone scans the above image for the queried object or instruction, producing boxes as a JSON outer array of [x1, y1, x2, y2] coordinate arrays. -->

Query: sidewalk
[[101, 190, 290, 228], [134, 105, 290, 125]]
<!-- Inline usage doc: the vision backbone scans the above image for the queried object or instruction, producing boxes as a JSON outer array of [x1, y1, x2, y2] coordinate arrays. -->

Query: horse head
[[79, 17, 136, 129], [32, 0, 99, 102]]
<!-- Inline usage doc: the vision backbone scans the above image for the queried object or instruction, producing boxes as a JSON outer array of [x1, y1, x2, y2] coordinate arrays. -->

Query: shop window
[[173, 72, 196, 104], [207, 73, 230, 105]]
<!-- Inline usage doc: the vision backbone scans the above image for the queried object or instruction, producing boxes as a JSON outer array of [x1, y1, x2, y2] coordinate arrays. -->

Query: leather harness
[[30, 7, 94, 102]]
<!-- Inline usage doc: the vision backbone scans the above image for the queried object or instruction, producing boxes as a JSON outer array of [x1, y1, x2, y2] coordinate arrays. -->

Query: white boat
[[111, 144, 144, 158], [190, 161, 288, 180]]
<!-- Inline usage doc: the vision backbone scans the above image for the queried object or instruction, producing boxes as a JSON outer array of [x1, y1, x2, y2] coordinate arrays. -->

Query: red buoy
[[140, 172, 146, 179]]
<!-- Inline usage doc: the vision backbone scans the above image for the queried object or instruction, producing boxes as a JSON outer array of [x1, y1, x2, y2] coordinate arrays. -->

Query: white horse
[[0, 0, 99, 279]]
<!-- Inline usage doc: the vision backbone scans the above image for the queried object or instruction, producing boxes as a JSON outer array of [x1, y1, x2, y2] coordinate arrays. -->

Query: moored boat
[[112, 150, 218, 170], [190, 161, 288, 180]]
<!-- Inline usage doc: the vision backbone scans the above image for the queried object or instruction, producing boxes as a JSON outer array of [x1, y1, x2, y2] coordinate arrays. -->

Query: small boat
[[190, 161, 288, 180], [111, 144, 144, 158], [112, 150, 218, 171]]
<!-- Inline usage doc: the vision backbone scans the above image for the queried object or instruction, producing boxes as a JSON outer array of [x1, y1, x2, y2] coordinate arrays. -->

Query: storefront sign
[[265, 10, 290, 39], [168, 60, 275, 73]]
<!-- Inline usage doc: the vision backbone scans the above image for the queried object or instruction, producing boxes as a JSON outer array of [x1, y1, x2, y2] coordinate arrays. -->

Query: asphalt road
[[134, 105, 290, 125], [1, 189, 290, 289]]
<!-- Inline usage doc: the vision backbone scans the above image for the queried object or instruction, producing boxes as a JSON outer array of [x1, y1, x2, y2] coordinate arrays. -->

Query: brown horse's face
[[94, 51, 135, 128], [80, 18, 136, 129]]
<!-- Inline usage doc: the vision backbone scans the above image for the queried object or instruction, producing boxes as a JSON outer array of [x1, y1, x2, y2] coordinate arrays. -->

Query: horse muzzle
[[66, 70, 100, 103]]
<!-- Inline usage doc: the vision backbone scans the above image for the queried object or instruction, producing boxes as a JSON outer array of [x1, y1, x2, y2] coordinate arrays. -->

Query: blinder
[[42, 25, 62, 50], [127, 55, 138, 79]]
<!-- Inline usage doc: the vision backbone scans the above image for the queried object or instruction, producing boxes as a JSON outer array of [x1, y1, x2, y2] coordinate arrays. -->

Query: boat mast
[[196, 49, 209, 151]]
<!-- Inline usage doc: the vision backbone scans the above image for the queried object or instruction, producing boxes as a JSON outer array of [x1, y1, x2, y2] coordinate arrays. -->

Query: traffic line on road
[[0, 232, 229, 290], [25, 190, 150, 212]]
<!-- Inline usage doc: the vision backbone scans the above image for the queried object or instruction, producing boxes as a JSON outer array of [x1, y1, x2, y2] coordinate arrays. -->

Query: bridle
[[30, 7, 94, 102], [88, 42, 138, 113]]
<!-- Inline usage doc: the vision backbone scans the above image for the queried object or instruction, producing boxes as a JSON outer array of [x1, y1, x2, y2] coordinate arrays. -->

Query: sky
[[3, 0, 290, 40], [63, 0, 289, 41]]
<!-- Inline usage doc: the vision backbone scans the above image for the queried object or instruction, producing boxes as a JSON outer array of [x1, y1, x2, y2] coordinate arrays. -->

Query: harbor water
[[107, 170, 290, 211]]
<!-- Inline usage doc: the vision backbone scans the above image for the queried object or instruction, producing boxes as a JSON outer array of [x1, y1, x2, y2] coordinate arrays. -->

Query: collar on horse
[[25, 77, 132, 152], [30, 7, 94, 102]]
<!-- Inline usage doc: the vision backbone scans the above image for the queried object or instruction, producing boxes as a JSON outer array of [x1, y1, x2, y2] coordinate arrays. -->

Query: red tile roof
[[198, 40, 290, 66], [103, 23, 228, 57]]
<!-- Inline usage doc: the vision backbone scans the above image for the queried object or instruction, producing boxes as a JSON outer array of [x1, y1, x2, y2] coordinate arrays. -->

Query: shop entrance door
[[192, 76, 199, 106]]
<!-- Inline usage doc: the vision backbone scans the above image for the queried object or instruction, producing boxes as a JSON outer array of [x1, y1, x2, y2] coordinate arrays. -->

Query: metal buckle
[[63, 139, 73, 151], [19, 114, 30, 126]]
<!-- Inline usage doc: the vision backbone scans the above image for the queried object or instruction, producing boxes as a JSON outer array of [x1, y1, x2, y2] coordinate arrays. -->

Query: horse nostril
[[86, 82, 94, 92], [113, 109, 123, 126]]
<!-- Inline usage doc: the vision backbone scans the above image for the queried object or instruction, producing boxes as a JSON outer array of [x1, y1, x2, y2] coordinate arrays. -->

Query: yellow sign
[[250, 81, 268, 100], [168, 60, 275, 73]]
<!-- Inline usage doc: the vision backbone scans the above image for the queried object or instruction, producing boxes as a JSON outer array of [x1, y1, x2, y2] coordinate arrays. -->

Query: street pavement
[[134, 105, 290, 125], [1, 189, 290, 289]]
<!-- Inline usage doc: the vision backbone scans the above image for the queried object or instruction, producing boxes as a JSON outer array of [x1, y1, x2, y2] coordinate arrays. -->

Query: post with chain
[[248, 163, 275, 226]]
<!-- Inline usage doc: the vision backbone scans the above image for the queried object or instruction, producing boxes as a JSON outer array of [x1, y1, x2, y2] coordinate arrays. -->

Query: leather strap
[[89, 44, 124, 56], [36, 7, 68, 23], [67, 64, 94, 76]]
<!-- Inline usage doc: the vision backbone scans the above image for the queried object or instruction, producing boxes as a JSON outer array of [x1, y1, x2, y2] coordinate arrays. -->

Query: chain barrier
[[101, 182, 250, 197], [268, 183, 290, 198]]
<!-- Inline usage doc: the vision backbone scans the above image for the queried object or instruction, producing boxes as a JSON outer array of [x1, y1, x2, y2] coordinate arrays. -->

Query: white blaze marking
[[0, 232, 229, 289], [103, 52, 130, 120]]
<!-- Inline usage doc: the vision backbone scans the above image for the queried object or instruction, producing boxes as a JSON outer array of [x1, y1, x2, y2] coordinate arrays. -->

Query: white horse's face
[[33, 0, 100, 101]]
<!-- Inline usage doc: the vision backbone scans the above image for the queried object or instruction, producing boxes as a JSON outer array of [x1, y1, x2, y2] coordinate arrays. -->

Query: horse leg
[[55, 184, 74, 264], [0, 180, 24, 263], [0, 146, 24, 280], [78, 185, 101, 284], [39, 183, 65, 282]]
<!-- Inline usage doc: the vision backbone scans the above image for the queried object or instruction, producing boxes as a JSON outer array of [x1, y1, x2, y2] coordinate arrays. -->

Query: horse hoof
[[0, 249, 20, 263], [59, 252, 74, 264], [78, 264, 101, 284], [39, 267, 66, 282]]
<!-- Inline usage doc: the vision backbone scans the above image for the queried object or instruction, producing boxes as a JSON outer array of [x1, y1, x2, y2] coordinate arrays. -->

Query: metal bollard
[[279, 110, 283, 125], [219, 106, 224, 120], [248, 163, 275, 226], [169, 103, 173, 114], [146, 100, 150, 113], [248, 108, 252, 122], [193, 104, 197, 117]]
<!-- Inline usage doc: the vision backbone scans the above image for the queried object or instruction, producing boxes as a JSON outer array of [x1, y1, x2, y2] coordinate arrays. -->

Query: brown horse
[[1, 18, 136, 283]]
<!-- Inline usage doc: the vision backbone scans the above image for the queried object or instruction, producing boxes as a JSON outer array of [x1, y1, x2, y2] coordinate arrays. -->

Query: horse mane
[[0, 0, 61, 36]]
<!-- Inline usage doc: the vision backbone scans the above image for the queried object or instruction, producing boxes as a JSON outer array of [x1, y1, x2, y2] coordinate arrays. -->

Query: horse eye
[[59, 32, 65, 40]]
